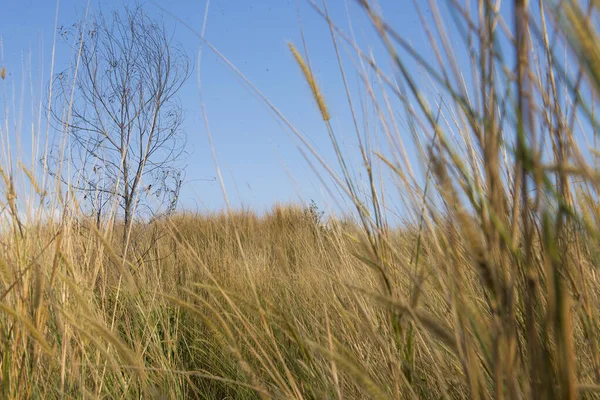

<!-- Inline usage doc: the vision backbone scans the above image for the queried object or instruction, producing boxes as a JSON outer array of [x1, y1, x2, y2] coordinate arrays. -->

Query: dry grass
[[0, 206, 404, 398], [2, 0, 600, 398]]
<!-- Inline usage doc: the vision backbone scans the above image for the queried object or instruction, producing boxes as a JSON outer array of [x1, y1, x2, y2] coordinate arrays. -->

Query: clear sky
[[0, 0, 471, 216]]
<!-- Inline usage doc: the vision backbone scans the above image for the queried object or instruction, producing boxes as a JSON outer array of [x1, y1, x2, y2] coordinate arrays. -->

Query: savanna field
[[2, 0, 600, 399]]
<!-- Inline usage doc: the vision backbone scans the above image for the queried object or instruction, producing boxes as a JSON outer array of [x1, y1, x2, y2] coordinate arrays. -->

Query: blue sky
[[0, 0, 477, 217]]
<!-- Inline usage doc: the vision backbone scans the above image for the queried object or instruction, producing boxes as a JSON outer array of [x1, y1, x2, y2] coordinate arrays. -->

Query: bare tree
[[50, 6, 190, 243]]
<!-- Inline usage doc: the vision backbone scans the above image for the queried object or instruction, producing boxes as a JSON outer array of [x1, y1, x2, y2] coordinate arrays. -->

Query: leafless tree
[[49, 6, 190, 244]]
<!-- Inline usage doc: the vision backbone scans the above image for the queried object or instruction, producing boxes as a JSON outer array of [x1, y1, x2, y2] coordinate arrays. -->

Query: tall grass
[[1, 0, 600, 398]]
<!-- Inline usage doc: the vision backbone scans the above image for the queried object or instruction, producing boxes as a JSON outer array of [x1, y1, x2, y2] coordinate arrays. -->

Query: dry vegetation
[[2, 0, 600, 398]]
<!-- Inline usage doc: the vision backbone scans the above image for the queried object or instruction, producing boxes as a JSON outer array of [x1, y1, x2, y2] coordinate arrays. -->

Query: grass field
[[2, 0, 600, 398]]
